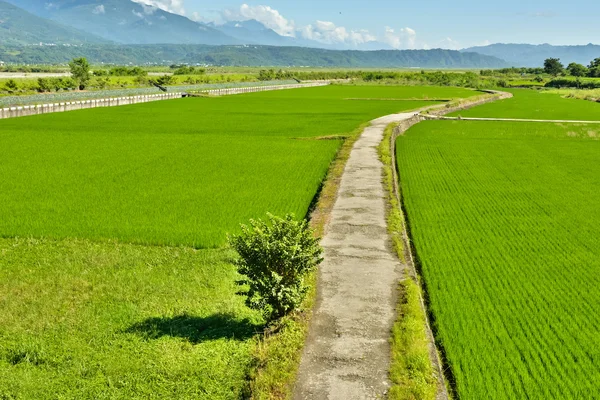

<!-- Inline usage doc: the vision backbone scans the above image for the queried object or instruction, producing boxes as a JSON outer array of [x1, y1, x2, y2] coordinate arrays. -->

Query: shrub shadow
[[125, 313, 262, 344]]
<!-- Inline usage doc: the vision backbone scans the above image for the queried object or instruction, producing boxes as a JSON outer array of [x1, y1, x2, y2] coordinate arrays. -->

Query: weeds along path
[[293, 112, 419, 400]]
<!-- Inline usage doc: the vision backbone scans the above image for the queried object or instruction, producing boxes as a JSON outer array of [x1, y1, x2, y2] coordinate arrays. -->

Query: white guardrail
[[0, 82, 329, 120]]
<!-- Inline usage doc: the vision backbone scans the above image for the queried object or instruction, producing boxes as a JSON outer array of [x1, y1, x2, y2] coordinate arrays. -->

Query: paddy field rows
[[0, 84, 476, 399], [397, 92, 600, 399]]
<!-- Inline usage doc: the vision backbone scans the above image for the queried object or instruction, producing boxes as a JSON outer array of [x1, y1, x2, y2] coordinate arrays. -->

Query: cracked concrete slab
[[293, 112, 419, 400]]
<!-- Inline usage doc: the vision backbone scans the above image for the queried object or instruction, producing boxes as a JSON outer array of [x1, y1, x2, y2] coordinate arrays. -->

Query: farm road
[[294, 112, 419, 400], [425, 115, 600, 124]]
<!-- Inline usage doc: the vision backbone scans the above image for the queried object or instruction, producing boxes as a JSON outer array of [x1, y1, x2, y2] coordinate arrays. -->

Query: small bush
[[228, 213, 323, 322]]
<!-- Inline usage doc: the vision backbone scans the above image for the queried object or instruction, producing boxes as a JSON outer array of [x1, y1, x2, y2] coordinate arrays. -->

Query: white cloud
[[92, 5, 105, 15], [132, 10, 144, 19], [131, 0, 185, 16], [301, 20, 376, 46], [438, 37, 460, 50], [222, 4, 296, 37], [383, 26, 417, 49]]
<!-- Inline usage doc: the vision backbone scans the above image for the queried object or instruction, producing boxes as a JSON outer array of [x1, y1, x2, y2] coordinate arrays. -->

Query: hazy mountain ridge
[[462, 43, 600, 67], [0, 44, 509, 68], [0, 0, 109, 45]]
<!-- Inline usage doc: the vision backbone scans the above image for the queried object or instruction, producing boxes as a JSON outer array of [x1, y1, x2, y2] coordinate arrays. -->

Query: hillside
[[0, 1, 108, 45], [0, 44, 509, 68], [462, 43, 600, 67], [2, 0, 239, 45]]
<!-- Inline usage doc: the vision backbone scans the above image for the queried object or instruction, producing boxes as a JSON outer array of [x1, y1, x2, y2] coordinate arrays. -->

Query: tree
[[566, 62, 588, 77], [228, 214, 323, 321], [588, 58, 600, 78], [4, 79, 18, 92], [69, 57, 91, 90], [543, 58, 564, 76]]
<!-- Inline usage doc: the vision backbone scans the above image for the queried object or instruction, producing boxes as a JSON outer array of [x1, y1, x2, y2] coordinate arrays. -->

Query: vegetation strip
[[426, 115, 600, 124]]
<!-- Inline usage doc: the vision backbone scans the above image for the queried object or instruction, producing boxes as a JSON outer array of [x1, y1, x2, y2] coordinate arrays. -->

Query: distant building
[[0, 61, 5, 66]]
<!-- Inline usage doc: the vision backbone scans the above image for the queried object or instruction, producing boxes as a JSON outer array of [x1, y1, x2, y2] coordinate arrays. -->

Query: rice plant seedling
[[396, 120, 600, 399]]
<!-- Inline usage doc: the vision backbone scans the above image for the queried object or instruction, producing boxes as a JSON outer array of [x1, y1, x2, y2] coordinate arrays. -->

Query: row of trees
[[544, 57, 600, 78]]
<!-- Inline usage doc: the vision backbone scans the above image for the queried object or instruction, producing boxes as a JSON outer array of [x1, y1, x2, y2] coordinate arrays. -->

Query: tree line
[[543, 57, 600, 78]]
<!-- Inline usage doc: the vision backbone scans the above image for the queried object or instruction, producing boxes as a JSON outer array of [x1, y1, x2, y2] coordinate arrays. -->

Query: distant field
[[448, 88, 600, 120], [0, 85, 477, 399], [397, 120, 600, 399], [0, 85, 457, 248]]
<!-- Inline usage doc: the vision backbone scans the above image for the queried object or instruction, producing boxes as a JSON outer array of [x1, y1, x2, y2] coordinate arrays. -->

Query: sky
[[132, 0, 600, 49]]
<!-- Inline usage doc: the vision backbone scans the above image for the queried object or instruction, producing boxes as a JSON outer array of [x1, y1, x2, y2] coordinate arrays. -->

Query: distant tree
[[588, 58, 600, 78], [566, 62, 589, 77], [37, 77, 52, 92], [543, 58, 564, 76], [69, 57, 91, 90], [4, 79, 18, 92]]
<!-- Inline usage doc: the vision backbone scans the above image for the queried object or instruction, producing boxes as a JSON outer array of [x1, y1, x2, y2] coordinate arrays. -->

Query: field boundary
[[423, 115, 600, 124], [0, 82, 329, 120]]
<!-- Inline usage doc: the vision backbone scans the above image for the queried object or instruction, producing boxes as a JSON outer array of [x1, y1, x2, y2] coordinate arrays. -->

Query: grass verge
[[245, 123, 366, 399], [378, 123, 437, 400]]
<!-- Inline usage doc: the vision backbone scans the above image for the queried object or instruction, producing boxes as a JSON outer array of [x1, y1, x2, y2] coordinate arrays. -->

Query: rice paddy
[[448, 88, 600, 120], [396, 119, 600, 399], [0, 85, 455, 248]]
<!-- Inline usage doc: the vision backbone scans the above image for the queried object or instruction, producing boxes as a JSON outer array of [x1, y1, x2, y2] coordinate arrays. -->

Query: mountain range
[[0, 1, 108, 45], [462, 43, 600, 67], [1, 0, 598, 68]]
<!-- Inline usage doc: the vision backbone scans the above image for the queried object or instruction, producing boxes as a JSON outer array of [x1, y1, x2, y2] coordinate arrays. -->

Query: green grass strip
[[379, 124, 437, 400]]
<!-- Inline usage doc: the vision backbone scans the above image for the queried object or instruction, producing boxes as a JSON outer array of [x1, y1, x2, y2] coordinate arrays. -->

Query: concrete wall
[[0, 82, 329, 120]]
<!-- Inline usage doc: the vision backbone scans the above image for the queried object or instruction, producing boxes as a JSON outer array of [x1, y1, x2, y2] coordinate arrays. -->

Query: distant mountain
[[0, 44, 510, 68], [0, 0, 108, 45], [462, 43, 600, 67], [2, 0, 239, 45]]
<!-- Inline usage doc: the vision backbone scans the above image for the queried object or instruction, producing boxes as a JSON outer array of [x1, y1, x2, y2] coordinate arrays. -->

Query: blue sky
[[135, 0, 600, 49]]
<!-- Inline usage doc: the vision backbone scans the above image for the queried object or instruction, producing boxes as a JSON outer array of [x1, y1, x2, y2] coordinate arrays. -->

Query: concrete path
[[425, 115, 600, 124], [294, 112, 419, 400]]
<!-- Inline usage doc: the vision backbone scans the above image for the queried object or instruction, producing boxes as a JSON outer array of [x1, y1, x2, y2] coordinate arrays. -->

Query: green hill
[[0, 44, 509, 68], [0, 1, 108, 45]]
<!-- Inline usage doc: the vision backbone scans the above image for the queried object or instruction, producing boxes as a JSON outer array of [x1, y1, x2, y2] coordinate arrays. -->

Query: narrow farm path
[[425, 115, 600, 124], [294, 112, 419, 400]]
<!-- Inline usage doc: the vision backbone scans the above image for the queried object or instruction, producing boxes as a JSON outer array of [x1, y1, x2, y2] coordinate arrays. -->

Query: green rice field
[[396, 119, 600, 399], [0, 85, 471, 248], [449, 88, 600, 120], [0, 84, 477, 399]]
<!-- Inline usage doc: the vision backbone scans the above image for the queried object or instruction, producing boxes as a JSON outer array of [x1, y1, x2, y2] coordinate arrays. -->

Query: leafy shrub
[[228, 213, 323, 321], [37, 78, 52, 93], [4, 79, 19, 92], [173, 66, 206, 75]]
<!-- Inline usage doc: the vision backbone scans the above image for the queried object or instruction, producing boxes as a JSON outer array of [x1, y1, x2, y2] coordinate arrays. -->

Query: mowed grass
[[448, 88, 600, 120], [0, 85, 476, 399], [0, 238, 259, 399], [0, 85, 451, 248], [396, 120, 600, 399]]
